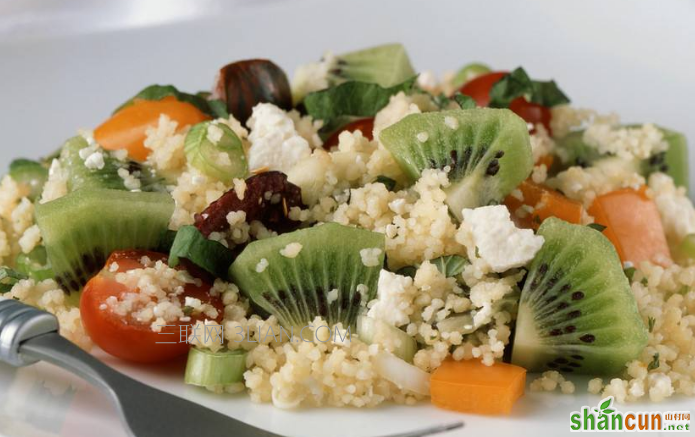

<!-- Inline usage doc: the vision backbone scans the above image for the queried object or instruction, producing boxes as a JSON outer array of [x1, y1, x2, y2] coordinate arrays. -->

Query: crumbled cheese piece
[[247, 103, 312, 173], [462, 205, 544, 272], [117, 168, 142, 191], [256, 258, 269, 273], [359, 248, 383, 267], [326, 288, 339, 304], [416, 70, 439, 93], [40, 159, 69, 203], [279, 242, 303, 258]]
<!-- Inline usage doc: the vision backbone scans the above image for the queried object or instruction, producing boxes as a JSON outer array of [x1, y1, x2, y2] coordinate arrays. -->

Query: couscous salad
[[0, 43, 693, 414]]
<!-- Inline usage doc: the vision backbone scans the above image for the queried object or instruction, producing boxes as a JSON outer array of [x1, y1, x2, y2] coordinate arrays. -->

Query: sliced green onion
[[169, 225, 235, 279], [16, 246, 54, 282], [430, 255, 468, 278], [679, 234, 695, 259], [184, 121, 247, 184], [9, 159, 48, 201], [373, 351, 430, 396], [0, 267, 28, 293], [452, 63, 491, 89], [184, 347, 247, 387], [357, 315, 417, 362]]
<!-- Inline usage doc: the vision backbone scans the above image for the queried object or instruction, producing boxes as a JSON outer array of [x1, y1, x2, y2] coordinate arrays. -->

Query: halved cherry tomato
[[458, 71, 552, 134], [324, 118, 375, 149], [94, 96, 210, 161], [80, 250, 223, 363]]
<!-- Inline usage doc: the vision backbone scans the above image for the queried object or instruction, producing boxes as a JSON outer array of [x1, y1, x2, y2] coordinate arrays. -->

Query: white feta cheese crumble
[[326, 288, 339, 304], [359, 248, 383, 267], [255, 258, 269, 273], [247, 103, 312, 173], [462, 205, 545, 272], [279, 242, 303, 258]]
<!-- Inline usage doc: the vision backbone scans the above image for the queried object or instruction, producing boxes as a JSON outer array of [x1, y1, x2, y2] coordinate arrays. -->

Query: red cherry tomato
[[324, 118, 375, 149], [80, 250, 223, 363], [458, 71, 552, 134]]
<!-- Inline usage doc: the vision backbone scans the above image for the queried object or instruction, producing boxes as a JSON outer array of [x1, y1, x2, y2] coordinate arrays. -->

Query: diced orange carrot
[[431, 359, 526, 415], [94, 96, 209, 161], [504, 180, 584, 229], [588, 187, 672, 267]]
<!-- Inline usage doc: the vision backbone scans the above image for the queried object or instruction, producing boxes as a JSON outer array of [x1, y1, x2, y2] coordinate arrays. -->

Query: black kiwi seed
[[660, 164, 669, 172], [571, 291, 585, 300], [564, 325, 576, 333], [557, 302, 569, 310], [580, 334, 595, 343], [560, 284, 572, 293], [495, 150, 505, 158], [539, 263, 549, 275], [567, 310, 581, 319], [561, 367, 574, 372], [545, 296, 557, 304], [317, 288, 328, 317], [571, 354, 584, 360], [547, 362, 558, 369], [449, 150, 458, 168], [569, 363, 581, 368], [554, 358, 568, 364], [486, 159, 500, 176], [549, 328, 562, 336]]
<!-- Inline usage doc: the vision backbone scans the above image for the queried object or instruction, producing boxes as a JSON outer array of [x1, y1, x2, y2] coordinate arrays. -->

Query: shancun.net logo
[[570, 397, 691, 432]]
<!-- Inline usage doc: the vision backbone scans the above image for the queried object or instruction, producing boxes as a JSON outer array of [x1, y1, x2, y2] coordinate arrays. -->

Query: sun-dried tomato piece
[[195, 171, 304, 237], [211, 59, 292, 123]]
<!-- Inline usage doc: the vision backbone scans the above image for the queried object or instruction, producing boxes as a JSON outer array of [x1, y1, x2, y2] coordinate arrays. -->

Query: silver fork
[[0, 299, 463, 437]]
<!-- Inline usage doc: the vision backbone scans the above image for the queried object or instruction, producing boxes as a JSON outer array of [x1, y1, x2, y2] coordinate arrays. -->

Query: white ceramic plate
[[1, 1, 694, 436]]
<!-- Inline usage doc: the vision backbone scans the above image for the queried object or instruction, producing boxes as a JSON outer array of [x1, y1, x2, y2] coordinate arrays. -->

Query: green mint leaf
[[453, 93, 477, 109], [0, 266, 28, 293], [647, 353, 660, 371], [114, 84, 220, 118], [488, 67, 570, 108], [588, 223, 607, 232], [374, 176, 397, 191], [304, 76, 417, 126], [431, 255, 469, 278], [648, 316, 656, 333]]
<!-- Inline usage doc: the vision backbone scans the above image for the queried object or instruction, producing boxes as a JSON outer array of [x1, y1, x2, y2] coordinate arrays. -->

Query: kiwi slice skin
[[555, 126, 689, 192], [380, 108, 533, 221], [60, 136, 164, 192], [229, 223, 385, 330], [511, 218, 648, 376], [35, 188, 174, 293], [329, 43, 416, 88]]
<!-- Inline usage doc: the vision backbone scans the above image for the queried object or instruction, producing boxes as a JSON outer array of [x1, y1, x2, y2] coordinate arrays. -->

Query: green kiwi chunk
[[184, 121, 247, 184], [511, 218, 647, 375], [9, 159, 48, 201], [59, 136, 164, 192], [555, 126, 689, 192], [328, 43, 416, 88], [35, 189, 174, 293], [380, 108, 533, 221], [229, 223, 385, 330]]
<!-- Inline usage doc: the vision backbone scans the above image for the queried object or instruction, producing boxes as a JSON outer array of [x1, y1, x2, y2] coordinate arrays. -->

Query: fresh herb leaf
[[169, 226, 235, 279], [374, 175, 397, 191], [115, 84, 222, 118], [647, 353, 660, 371], [588, 223, 607, 232], [648, 316, 655, 333], [624, 266, 636, 281], [0, 267, 28, 293], [431, 92, 476, 110], [431, 255, 469, 278], [396, 265, 417, 278], [453, 93, 477, 109], [207, 99, 229, 118], [182, 306, 194, 316], [488, 67, 570, 109], [304, 76, 417, 125]]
